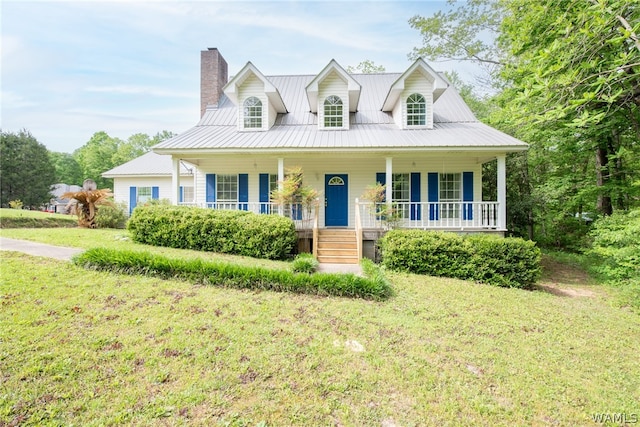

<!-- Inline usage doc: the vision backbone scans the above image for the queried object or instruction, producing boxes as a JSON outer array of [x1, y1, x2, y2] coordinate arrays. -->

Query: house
[[48, 183, 82, 213], [106, 48, 528, 263], [102, 151, 195, 214]]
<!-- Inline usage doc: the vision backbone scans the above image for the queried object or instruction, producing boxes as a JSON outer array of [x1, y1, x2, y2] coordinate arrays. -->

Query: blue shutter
[[238, 173, 248, 211], [206, 174, 216, 205], [151, 186, 159, 200], [410, 172, 421, 220], [463, 172, 474, 220], [129, 186, 137, 215], [259, 173, 269, 213], [428, 173, 439, 220], [179, 186, 184, 203], [376, 172, 386, 201]]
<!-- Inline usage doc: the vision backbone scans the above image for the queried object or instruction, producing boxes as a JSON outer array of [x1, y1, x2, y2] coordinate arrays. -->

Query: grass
[[0, 208, 76, 228], [2, 229, 640, 425]]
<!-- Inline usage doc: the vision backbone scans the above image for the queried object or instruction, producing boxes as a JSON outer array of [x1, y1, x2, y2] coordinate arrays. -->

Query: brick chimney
[[200, 48, 228, 117]]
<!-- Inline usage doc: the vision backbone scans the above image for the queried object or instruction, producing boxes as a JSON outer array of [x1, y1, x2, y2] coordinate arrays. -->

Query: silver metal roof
[[102, 151, 194, 177], [154, 73, 527, 153]]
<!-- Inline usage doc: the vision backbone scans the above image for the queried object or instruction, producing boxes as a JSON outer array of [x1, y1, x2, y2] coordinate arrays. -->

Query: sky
[[1, 0, 481, 153]]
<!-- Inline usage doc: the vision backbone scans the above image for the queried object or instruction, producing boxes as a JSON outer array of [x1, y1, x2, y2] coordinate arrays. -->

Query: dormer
[[306, 60, 361, 130], [223, 62, 287, 131], [382, 58, 448, 129]]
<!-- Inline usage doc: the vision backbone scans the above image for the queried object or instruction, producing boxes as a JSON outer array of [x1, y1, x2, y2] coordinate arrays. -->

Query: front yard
[[1, 228, 639, 425]]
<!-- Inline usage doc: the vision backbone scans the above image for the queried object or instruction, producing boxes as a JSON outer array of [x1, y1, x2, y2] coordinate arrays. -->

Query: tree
[[112, 131, 175, 166], [73, 131, 122, 189], [346, 60, 386, 74], [0, 129, 56, 208], [49, 151, 83, 185]]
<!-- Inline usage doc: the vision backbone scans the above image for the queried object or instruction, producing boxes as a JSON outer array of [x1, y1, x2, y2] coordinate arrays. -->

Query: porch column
[[278, 158, 284, 215], [497, 154, 507, 230], [171, 157, 180, 205], [385, 157, 393, 203]]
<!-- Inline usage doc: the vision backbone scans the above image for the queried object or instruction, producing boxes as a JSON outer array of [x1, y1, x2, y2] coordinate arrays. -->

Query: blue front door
[[325, 174, 348, 227]]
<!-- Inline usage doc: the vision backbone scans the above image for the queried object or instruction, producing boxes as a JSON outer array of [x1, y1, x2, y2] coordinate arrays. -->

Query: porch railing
[[356, 201, 500, 230], [178, 201, 316, 230]]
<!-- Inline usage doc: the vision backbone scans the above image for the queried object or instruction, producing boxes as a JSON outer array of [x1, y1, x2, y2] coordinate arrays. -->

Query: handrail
[[312, 199, 319, 258], [354, 198, 363, 260]]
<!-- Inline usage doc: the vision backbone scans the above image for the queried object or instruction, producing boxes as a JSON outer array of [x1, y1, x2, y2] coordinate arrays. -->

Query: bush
[[73, 248, 393, 300], [587, 209, 640, 311], [380, 230, 541, 289], [292, 253, 319, 274], [127, 205, 297, 260], [95, 202, 127, 229]]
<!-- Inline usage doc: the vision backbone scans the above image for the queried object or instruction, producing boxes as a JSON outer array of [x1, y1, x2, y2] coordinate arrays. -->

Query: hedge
[[379, 230, 541, 289], [73, 248, 393, 300], [127, 205, 297, 260]]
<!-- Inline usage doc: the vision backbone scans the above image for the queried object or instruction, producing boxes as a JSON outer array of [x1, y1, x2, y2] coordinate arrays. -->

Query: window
[[243, 97, 262, 128], [323, 95, 343, 127], [440, 173, 461, 218], [217, 174, 238, 204], [269, 174, 278, 195], [181, 186, 194, 203], [407, 93, 426, 126], [392, 173, 410, 218], [137, 187, 152, 205]]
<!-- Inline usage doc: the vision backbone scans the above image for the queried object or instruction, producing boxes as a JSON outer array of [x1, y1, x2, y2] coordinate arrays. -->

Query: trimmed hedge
[[73, 248, 393, 300], [380, 230, 541, 289], [127, 205, 297, 260]]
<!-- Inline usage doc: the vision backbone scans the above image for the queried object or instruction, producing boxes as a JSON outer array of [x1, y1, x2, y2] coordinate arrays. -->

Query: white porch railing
[[178, 202, 316, 230], [356, 201, 500, 230]]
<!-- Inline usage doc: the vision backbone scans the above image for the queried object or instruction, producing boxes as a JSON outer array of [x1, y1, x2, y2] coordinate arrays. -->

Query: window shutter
[[151, 186, 159, 200], [428, 173, 439, 220], [463, 171, 474, 220], [410, 172, 421, 220], [259, 173, 269, 213], [129, 186, 137, 215], [238, 173, 248, 211], [206, 174, 216, 204], [179, 186, 184, 203], [376, 172, 386, 202]]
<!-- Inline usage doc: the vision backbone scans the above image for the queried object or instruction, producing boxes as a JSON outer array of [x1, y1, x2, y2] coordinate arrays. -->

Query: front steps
[[316, 229, 359, 264]]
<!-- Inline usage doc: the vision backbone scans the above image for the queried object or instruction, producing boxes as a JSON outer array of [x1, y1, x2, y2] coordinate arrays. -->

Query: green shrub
[[127, 205, 297, 260], [380, 230, 541, 289], [95, 202, 127, 229], [587, 209, 640, 311], [73, 248, 393, 300], [292, 253, 319, 274]]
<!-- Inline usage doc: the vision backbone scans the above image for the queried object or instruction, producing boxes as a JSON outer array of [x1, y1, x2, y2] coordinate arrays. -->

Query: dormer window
[[407, 93, 426, 126], [243, 97, 262, 129], [324, 95, 343, 128]]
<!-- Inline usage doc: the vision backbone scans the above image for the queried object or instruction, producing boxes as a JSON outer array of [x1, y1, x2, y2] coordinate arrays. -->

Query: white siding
[[318, 71, 349, 130], [112, 175, 195, 212], [190, 155, 484, 227]]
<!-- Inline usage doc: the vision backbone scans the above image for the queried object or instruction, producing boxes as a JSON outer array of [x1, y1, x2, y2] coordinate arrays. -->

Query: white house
[[104, 48, 528, 263]]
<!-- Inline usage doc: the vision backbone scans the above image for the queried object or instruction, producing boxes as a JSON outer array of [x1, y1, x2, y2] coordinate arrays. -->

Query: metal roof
[[154, 72, 527, 153], [102, 151, 194, 177]]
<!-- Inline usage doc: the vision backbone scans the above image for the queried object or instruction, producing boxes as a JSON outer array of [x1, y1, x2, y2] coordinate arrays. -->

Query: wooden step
[[315, 229, 359, 264]]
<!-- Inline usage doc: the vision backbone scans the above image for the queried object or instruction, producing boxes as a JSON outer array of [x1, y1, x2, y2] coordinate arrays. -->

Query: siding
[[318, 71, 350, 130], [402, 72, 434, 129], [112, 175, 195, 212], [237, 74, 267, 130]]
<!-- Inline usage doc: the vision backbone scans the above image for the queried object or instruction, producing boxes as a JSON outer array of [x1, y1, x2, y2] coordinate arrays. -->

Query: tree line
[[410, 0, 639, 249], [0, 129, 174, 208]]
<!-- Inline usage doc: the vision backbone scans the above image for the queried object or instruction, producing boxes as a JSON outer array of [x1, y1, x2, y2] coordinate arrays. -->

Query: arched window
[[323, 95, 343, 127], [243, 97, 262, 128], [406, 93, 426, 126]]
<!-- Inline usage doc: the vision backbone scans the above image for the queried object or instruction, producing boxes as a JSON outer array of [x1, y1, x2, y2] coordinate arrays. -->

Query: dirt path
[[535, 255, 599, 298]]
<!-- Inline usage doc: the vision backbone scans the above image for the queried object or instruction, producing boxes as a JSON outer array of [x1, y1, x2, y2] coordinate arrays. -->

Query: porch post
[[385, 157, 393, 204], [171, 157, 180, 205], [497, 154, 507, 230]]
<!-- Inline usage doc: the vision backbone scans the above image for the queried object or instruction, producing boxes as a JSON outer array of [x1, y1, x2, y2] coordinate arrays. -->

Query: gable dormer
[[223, 62, 287, 131], [382, 58, 448, 129], [306, 60, 361, 130]]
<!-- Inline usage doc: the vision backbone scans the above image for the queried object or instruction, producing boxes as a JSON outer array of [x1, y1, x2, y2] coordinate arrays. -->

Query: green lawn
[[0, 208, 76, 228], [1, 227, 639, 426]]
